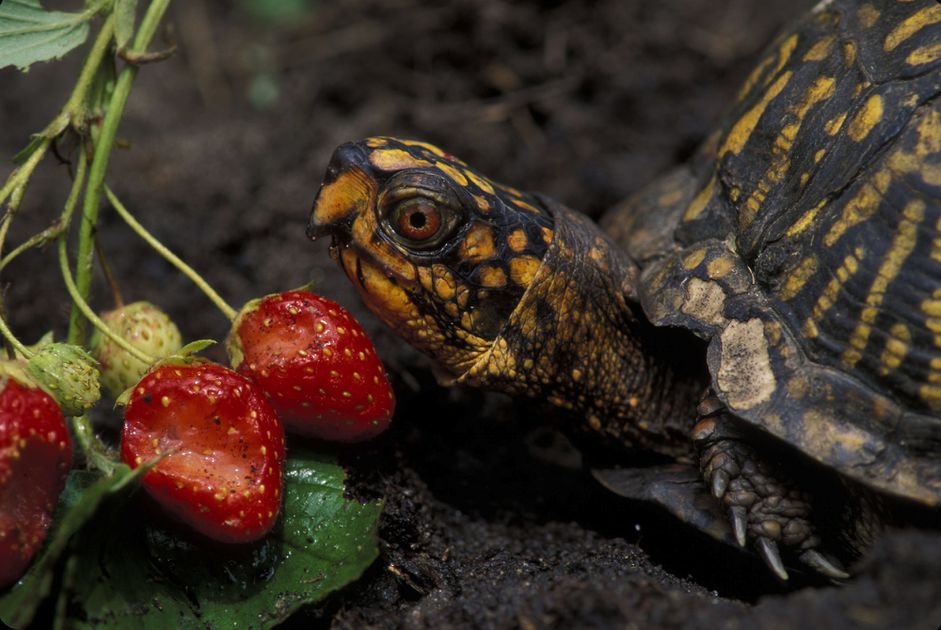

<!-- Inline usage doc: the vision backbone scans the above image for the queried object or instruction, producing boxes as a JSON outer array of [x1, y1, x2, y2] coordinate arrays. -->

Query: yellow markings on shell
[[825, 112, 848, 136], [814, 148, 826, 163], [884, 4, 941, 51], [823, 169, 891, 247], [778, 256, 818, 301], [541, 227, 554, 244], [916, 109, 941, 155], [507, 228, 528, 253], [786, 198, 827, 238], [459, 223, 497, 262], [706, 255, 733, 279], [735, 54, 774, 102], [478, 265, 508, 288], [922, 289, 941, 409], [771, 34, 799, 81], [436, 161, 468, 186], [847, 94, 884, 142], [842, 199, 925, 368], [509, 256, 541, 287], [879, 323, 911, 376], [369, 149, 431, 171], [802, 248, 864, 338], [842, 41, 857, 67], [682, 176, 715, 222], [682, 248, 707, 271], [740, 76, 836, 227], [720, 71, 793, 157], [465, 169, 495, 194], [803, 35, 834, 61], [907, 42, 941, 66], [857, 4, 880, 29]]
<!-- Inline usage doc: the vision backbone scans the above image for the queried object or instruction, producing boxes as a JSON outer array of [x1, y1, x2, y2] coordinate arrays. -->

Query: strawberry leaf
[[0, 465, 146, 629], [54, 449, 381, 628], [0, 0, 94, 72]]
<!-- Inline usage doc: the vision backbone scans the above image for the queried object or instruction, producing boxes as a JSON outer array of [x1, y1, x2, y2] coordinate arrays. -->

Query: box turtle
[[308, 0, 941, 580]]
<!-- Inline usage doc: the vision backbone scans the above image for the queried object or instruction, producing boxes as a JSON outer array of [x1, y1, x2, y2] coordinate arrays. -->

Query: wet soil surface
[[2, 0, 941, 628]]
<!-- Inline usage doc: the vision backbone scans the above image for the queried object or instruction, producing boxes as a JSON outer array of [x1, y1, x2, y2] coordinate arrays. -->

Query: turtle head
[[308, 137, 555, 378]]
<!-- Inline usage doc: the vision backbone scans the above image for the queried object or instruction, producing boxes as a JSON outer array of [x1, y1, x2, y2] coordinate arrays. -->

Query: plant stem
[[67, 0, 172, 346], [104, 186, 238, 321], [70, 414, 117, 476], [58, 237, 156, 365], [0, 310, 32, 359]]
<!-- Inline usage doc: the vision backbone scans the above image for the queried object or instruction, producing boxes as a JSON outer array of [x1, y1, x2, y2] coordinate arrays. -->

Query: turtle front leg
[[692, 396, 850, 580]]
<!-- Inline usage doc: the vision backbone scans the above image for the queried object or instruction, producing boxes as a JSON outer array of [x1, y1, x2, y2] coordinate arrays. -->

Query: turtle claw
[[711, 469, 729, 499], [730, 505, 747, 547], [758, 537, 789, 580], [799, 549, 850, 580]]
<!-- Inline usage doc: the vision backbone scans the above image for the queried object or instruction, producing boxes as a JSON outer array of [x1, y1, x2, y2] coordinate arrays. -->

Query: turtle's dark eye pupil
[[391, 199, 444, 245], [409, 213, 426, 229]]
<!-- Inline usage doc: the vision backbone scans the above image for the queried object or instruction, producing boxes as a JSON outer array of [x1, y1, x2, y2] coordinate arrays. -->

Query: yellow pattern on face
[[369, 149, 432, 171], [478, 265, 508, 288], [509, 256, 541, 288], [459, 223, 497, 262], [465, 169, 495, 194], [436, 162, 468, 187], [311, 169, 378, 229], [507, 228, 528, 253]]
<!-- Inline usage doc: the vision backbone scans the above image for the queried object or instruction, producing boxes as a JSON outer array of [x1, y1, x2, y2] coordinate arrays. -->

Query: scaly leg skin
[[692, 396, 850, 581]]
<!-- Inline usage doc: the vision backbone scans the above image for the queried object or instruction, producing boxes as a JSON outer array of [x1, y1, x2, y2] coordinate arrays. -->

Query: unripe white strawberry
[[90, 301, 182, 398]]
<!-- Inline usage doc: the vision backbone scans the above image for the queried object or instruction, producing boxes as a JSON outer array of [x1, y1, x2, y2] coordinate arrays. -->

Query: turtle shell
[[604, 0, 941, 505]]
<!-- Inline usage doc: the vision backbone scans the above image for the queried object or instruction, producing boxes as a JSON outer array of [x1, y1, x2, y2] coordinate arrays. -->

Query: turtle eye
[[391, 198, 443, 244]]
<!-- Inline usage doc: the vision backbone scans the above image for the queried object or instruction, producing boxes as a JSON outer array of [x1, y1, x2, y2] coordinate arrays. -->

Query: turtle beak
[[307, 142, 375, 242]]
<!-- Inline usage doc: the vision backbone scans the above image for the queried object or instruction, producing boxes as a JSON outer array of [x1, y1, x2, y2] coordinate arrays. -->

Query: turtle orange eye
[[391, 199, 443, 243]]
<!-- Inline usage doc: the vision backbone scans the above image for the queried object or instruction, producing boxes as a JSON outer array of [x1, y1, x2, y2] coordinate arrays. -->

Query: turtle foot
[[692, 406, 849, 581]]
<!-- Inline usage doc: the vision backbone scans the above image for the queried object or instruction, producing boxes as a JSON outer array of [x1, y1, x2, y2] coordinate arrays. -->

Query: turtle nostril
[[322, 142, 369, 185]]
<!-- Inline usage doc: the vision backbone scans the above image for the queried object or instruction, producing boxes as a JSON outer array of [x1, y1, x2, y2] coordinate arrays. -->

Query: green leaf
[[0, 0, 94, 72], [0, 465, 146, 629], [62, 449, 382, 628], [113, 0, 137, 50]]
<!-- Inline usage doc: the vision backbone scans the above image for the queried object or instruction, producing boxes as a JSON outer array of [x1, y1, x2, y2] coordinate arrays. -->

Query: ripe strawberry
[[227, 290, 394, 442], [90, 301, 183, 398], [121, 361, 285, 543], [0, 363, 73, 588]]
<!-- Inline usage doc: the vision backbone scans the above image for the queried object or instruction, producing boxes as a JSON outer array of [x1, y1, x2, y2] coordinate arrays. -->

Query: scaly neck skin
[[456, 201, 706, 460]]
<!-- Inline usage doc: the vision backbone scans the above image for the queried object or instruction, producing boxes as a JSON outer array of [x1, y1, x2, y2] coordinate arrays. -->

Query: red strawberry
[[0, 364, 73, 589], [121, 361, 285, 543], [226, 290, 394, 442]]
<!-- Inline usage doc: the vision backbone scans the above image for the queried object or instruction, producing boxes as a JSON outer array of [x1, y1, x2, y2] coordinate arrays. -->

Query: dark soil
[[2, 0, 941, 628]]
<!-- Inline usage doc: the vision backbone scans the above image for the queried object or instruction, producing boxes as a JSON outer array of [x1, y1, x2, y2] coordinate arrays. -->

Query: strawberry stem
[[67, 0, 172, 347], [0, 310, 32, 360], [104, 186, 239, 321], [71, 414, 117, 476], [58, 236, 156, 366]]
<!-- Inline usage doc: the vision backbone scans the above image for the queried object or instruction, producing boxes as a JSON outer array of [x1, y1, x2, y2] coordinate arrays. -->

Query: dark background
[[2, 1, 941, 627]]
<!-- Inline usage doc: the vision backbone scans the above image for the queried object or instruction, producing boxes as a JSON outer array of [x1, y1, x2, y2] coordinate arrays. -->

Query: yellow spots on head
[[456, 285, 470, 309], [778, 256, 818, 301], [478, 265, 508, 288], [847, 94, 884, 142], [432, 266, 456, 301], [465, 169, 495, 194], [682, 248, 707, 271], [857, 4, 880, 29], [879, 323, 912, 376], [417, 266, 433, 292], [311, 168, 379, 230], [459, 223, 497, 263], [507, 228, 529, 253], [472, 194, 490, 213], [823, 169, 891, 247], [906, 42, 941, 66], [884, 4, 941, 51], [814, 148, 826, 164], [368, 149, 431, 171], [398, 139, 448, 157], [803, 35, 835, 61], [721, 71, 793, 157], [786, 198, 827, 238], [682, 176, 715, 222], [509, 256, 541, 288], [513, 199, 543, 214], [802, 247, 864, 338], [842, 199, 925, 368], [436, 161, 468, 186]]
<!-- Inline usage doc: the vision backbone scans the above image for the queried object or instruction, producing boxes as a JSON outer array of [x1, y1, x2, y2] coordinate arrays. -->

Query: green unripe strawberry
[[90, 301, 182, 398], [26, 343, 101, 416]]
